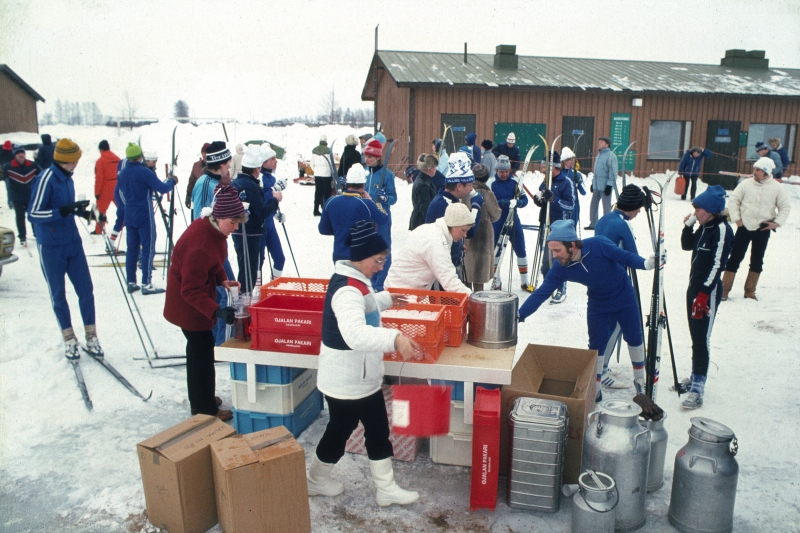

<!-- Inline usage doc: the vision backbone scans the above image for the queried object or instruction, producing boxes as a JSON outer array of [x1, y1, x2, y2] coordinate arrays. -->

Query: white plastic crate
[[449, 400, 473, 436], [231, 368, 317, 415], [430, 431, 473, 467]]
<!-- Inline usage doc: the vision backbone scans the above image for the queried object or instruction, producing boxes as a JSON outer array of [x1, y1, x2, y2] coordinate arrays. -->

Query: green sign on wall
[[494, 123, 547, 169], [610, 113, 635, 171]]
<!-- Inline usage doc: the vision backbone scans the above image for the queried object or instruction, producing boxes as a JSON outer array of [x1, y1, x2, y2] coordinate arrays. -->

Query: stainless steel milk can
[[563, 470, 619, 533], [582, 399, 650, 531], [642, 413, 668, 492], [668, 417, 739, 533], [467, 291, 518, 349]]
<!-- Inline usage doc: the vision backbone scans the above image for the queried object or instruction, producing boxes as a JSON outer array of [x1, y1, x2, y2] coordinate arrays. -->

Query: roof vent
[[494, 45, 518, 70], [720, 49, 769, 69]]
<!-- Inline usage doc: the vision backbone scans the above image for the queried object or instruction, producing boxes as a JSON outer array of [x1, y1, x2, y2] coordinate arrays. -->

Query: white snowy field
[[1, 121, 799, 532]]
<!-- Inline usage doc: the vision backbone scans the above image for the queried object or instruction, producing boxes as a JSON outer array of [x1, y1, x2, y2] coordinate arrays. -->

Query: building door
[[704, 120, 741, 190], [493, 122, 547, 169], [441, 114, 476, 156], [561, 116, 595, 171]]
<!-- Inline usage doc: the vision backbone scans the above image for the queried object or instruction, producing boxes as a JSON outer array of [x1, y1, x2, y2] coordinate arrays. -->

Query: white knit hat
[[242, 144, 266, 168], [753, 156, 775, 174], [443, 202, 476, 227], [143, 151, 158, 161], [346, 163, 366, 184], [561, 147, 576, 160], [260, 144, 277, 161], [506, 132, 516, 143]]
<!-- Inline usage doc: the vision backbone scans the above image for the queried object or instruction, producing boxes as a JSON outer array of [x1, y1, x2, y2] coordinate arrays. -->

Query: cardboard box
[[137, 414, 236, 533], [211, 426, 311, 533], [345, 385, 420, 462], [500, 344, 597, 484]]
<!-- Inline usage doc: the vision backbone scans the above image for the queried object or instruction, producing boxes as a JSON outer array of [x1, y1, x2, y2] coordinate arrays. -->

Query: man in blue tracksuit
[[259, 145, 286, 279], [491, 155, 529, 289], [460, 132, 481, 164], [587, 137, 618, 229], [191, 141, 235, 345], [594, 183, 646, 391], [425, 152, 483, 278], [363, 139, 397, 291], [519, 220, 658, 405], [231, 145, 277, 292], [560, 147, 586, 230], [319, 163, 388, 266], [678, 147, 712, 201], [533, 151, 574, 299], [118, 143, 176, 295], [28, 139, 105, 360]]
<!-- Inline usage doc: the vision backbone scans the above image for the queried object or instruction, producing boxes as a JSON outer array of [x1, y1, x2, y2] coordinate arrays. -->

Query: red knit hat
[[364, 139, 383, 158], [211, 185, 245, 219], [2, 140, 11, 151]]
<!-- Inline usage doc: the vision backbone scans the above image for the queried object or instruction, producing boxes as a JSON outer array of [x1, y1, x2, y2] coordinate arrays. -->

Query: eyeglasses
[[372, 256, 387, 266]]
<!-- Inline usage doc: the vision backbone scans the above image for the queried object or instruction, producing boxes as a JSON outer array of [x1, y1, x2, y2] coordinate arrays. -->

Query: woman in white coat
[[307, 220, 420, 507], [384, 203, 474, 294]]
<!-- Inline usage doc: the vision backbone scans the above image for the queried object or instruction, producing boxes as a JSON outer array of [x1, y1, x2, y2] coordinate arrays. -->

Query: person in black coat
[[35, 134, 55, 169], [409, 154, 439, 231], [337, 134, 362, 187], [2, 147, 40, 243], [492, 132, 522, 172]]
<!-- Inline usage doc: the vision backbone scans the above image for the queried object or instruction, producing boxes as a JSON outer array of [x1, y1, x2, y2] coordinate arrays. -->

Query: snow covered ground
[[1, 122, 798, 532]]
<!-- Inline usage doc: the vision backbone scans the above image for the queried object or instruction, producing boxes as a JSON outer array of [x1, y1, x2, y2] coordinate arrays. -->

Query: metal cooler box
[[507, 397, 569, 513]]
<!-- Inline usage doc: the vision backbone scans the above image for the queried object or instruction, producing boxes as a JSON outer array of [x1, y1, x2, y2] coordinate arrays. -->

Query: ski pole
[[280, 218, 300, 276], [662, 300, 682, 396]]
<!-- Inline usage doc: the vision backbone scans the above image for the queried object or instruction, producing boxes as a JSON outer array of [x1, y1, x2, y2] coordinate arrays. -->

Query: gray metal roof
[[364, 51, 800, 98]]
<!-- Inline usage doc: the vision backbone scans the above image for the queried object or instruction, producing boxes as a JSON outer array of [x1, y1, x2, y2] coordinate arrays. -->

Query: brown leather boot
[[744, 271, 760, 300], [721, 271, 735, 301]]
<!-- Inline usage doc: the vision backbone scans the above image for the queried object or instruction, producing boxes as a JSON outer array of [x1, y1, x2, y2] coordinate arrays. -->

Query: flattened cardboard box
[[211, 425, 311, 533], [500, 344, 596, 484], [137, 414, 236, 533]]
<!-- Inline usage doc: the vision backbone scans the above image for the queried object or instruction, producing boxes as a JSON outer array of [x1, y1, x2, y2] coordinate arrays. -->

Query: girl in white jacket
[[384, 203, 474, 294], [308, 220, 420, 507]]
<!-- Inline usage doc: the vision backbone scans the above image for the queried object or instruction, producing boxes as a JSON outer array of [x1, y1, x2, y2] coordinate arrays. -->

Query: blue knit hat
[[692, 185, 727, 214], [347, 220, 388, 262], [374, 132, 387, 144], [546, 220, 579, 243]]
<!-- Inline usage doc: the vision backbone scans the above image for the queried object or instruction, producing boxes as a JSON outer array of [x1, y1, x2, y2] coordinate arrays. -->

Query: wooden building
[[0, 65, 45, 134], [361, 47, 800, 183]]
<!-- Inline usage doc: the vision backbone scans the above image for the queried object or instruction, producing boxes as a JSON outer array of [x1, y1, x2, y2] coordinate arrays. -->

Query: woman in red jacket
[[94, 140, 121, 233], [164, 185, 245, 420]]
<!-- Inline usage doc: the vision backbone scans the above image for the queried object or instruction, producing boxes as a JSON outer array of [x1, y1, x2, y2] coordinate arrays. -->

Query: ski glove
[[273, 179, 287, 192], [604, 185, 613, 196], [214, 306, 236, 325], [508, 199, 517, 209], [470, 192, 484, 210], [542, 190, 554, 202], [644, 253, 658, 270], [374, 187, 388, 203], [275, 211, 286, 224], [59, 200, 91, 218], [691, 292, 710, 319]]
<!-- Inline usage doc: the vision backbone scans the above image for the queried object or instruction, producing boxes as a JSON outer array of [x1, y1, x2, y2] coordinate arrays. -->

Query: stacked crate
[[386, 289, 469, 347]]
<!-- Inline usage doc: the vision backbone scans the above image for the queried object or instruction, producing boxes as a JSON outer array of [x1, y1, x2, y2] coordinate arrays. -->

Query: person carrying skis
[[409, 153, 439, 231], [586, 136, 617, 230], [118, 143, 177, 295], [364, 139, 398, 291], [164, 184, 246, 422], [594, 183, 646, 390], [679, 185, 734, 409], [560, 147, 586, 230], [307, 220, 419, 506], [721, 156, 790, 301], [232, 145, 271, 292], [312, 134, 333, 216], [319, 163, 388, 266], [425, 152, 483, 277], [533, 151, 574, 300], [2, 146, 39, 245], [492, 133, 521, 172], [432, 138, 449, 177], [259, 144, 286, 280], [677, 146, 712, 201], [92, 140, 120, 235], [518, 220, 662, 419], [491, 155, 529, 290], [27, 139, 105, 360]]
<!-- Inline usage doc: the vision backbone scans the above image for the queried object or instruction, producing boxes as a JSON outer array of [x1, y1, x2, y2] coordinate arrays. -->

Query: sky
[[1, 0, 799, 124]]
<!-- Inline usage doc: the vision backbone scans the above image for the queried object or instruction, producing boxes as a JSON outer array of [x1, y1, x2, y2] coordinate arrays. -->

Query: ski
[[529, 134, 562, 291], [81, 346, 153, 401], [621, 141, 636, 187], [438, 124, 451, 162], [379, 139, 398, 189], [328, 140, 341, 194], [70, 360, 93, 410]]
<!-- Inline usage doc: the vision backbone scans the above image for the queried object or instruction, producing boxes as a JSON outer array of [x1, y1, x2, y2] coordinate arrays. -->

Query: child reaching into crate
[[308, 220, 421, 507]]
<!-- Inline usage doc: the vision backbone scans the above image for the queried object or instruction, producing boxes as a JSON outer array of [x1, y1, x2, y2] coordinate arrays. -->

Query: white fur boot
[[369, 458, 419, 506], [306, 455, 344, 496]]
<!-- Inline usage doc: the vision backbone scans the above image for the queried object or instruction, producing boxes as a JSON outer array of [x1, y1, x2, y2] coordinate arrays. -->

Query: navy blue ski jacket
[[535, 170, 574, 223], [680, 215, 733, 294], [492, 143, 522, 171], [595, 210, 638, 254], [232, 172, 276, 237], [118, 161, 175, 227], [319, 190, 389, 261], [678, 149, 712, 178]]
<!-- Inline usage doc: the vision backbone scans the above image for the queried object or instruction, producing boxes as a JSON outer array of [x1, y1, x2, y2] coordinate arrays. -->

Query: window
[[746, 123, 796, 161], [648, 121, 691, 160]]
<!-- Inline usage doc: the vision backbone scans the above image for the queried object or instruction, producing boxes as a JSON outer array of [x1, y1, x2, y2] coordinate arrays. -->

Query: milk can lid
[[470, 290, 518, 304], [689, 417, 735, 443], [598, 399, 642, 418]]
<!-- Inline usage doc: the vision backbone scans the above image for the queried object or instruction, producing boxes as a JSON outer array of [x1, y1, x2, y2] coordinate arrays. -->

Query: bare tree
[[174, 100, 190, 121], [123, 91, 137, 128], [319, 88, 342, 125]]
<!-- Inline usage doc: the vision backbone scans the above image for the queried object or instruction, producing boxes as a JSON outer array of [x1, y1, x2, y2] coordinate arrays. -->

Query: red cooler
[[470, 387, 502, 511]]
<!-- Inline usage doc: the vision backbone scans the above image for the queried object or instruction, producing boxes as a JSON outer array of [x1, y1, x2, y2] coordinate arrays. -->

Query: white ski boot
[[550, 288, 567, 303], [84, 336, 105, 358], [306, 456, 344, 497], [601, 370, 628, 389], [141, 284, 165, 295], [370, 458, 419, 507], [64, 338, 80, 360]]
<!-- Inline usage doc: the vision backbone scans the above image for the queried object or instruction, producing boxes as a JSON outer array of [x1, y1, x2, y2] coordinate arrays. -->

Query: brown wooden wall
[[374, 78, 800, 177], [0, 73, 39, 133]]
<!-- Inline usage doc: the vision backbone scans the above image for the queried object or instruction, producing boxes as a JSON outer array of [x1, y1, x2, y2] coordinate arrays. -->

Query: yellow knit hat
[[54, 138, 82, 163]]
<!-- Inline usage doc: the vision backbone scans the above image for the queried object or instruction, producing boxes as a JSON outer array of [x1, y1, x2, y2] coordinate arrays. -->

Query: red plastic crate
[[470, 387, 502, 511], [444, 316, 468, 347], [250, 329, 321, 355], [387, 288, 469, 330], [383, 336, 445, 364], [249, 294, 324, 333], [260, 277, 329, 300], [381, 303, 445, 344]]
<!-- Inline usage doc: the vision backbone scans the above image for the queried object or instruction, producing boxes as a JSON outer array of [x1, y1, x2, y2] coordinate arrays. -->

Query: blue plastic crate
[[430, 380, 502, 401], [233, 389, 324, 437], [229, 362, 305, 384]]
